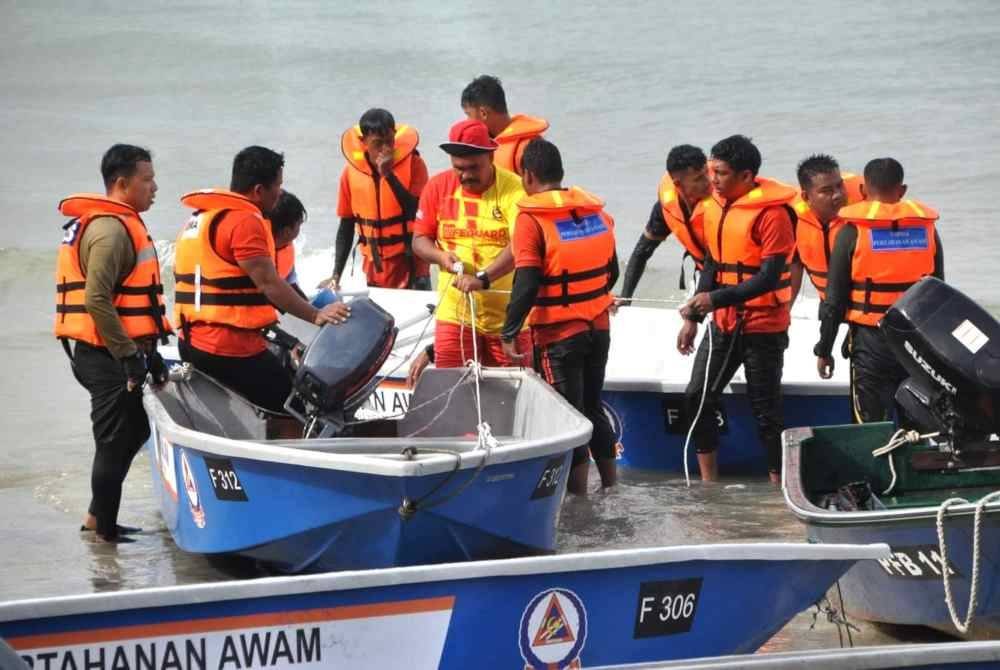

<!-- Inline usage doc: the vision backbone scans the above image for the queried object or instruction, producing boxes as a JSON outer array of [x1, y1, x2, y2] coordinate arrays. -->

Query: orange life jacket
[[842, 172, 865, 204], [793, 171, 865, 300], [658, 173, 707, 268], [340, 124, 419, 265], [703, 178, 798, 308], [276, 244, 295, 283], [840, 199, 938, 326], [173, 189, 277, 332], [493, 114, 549, 175], [54, 194, 172, 347], [518, 187, 616, 326]]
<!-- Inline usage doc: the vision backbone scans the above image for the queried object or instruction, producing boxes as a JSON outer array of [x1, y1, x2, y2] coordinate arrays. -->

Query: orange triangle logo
[[531, 594, 576, 646]]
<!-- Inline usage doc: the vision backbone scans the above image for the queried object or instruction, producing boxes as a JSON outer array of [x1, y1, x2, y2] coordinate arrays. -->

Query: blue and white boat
[[783, 279, 1000, 639], [308, 287, 850, 476], [145, 361, 589, 573], [783, 424, 1000, 640], [159, 287, 849, 479], [601, 301, 848, 474], [0, 542, 886, 670]]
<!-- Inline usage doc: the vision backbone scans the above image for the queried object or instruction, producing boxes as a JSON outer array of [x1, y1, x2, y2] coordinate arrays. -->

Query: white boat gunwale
[[144, 367, 593, 478], [0, 542, 889, 623], [595, 639, 1000, 669]]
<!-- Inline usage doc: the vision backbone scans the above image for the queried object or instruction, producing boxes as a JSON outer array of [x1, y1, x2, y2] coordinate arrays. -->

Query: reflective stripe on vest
[[518, 187, 615, 326], [493, 114, 549, 175], [841, 199, 938, 326], [703, 178, 797, 309], [173, 189, 277, 330], [54, 194, 173, 346], [341, 125, 418, 263]]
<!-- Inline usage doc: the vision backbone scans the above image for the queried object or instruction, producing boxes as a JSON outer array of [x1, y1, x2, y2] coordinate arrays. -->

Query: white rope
[[872, 429, 940, 495], [935, 489, 1000, 634], [482, 288, 687, 307], [399, 367, 475, 436], [375, 310, 436, 380], [615, 296, 688, 306], [464, 292, 493, 453], [683, 320, 712, 487]]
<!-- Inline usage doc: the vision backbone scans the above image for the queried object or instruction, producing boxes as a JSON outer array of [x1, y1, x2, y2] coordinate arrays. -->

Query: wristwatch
[[475, 270, 491, 289]]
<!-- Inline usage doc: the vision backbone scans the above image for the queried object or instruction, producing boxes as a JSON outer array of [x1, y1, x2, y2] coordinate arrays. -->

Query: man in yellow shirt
[[411, 119, 530, 373]]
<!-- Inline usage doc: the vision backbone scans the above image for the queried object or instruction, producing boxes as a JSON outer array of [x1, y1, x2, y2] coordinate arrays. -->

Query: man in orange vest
[[174, 146, 350, 413], [678, 135, 797, 482], [408, 119, 532, 382], [619, 145, 711, 304], [56, 144, 173, 542], [461, 75, 549, 176], [790, 155, 865, 312], [323, 109, 430, 290], [814, 158, 944, 422], [501, 139, 619, 494], [271, 189, 307, 299]]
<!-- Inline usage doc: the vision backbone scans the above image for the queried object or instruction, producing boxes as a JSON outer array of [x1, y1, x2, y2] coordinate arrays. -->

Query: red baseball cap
[[440, 119, 498, 156]]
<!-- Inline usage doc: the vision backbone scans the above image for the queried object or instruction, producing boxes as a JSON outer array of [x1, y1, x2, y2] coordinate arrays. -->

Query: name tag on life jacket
[[555, 214, 608, 242], [870, 227, 928, 252]]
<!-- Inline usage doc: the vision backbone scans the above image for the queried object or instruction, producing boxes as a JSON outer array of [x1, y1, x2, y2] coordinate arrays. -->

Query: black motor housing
[[883, 277, 1000, 438], [292, 297, 396, 417]]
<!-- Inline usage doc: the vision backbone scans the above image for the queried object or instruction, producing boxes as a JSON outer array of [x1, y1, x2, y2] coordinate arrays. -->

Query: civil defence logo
[[519, 588, 588, 670], [602, 400, 625, 460], [180, 449, 206, 528]]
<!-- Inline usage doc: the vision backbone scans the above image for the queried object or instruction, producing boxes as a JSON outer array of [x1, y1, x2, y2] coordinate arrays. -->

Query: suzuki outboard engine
[[284, 297, 396, 437], [883, 277, 1000, 452]]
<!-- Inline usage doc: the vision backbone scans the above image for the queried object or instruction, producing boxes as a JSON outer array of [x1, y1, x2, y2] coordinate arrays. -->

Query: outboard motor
[[882, 277, 1000, 452], [284, 297, 396, 437]]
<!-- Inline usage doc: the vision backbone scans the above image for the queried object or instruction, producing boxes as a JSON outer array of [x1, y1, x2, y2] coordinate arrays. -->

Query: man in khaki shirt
[[60, 144, 169, 542]]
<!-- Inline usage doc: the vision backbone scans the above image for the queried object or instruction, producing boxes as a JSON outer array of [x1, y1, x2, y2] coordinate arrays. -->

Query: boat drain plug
[[398, 497, 417, 520]]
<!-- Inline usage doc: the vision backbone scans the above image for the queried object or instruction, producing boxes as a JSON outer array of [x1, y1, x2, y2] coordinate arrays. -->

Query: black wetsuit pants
[[847, 324, 908, 424], [534, 329, 616, 468], [683, 324, 788, 473], [178, 339, 292, 414], [70, 342, 150, 538]]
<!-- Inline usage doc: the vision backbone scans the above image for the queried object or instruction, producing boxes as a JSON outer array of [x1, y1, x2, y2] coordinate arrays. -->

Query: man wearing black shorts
[[501, 138, 619, 494]]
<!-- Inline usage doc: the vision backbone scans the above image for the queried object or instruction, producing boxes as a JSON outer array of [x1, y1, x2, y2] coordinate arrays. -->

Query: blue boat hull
[[605, 390, 847, 474], [808, 516, 1000, 638], [0, 545, 875, 669], [147, 431, 570, 573]]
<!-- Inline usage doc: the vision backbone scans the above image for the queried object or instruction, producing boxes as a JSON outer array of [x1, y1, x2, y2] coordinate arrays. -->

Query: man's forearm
[[241, 256, 318, 324], [814, 308, 844, 358], [413, 234, 444, 265], [788, 260, 804, 307], [260, 276, 318, 323], [333, 217, 357, 278], [709, 255, 786, 308], [85, 290, 138, 359], [483, 246, 514, 280], [502, 267, 541, 340]]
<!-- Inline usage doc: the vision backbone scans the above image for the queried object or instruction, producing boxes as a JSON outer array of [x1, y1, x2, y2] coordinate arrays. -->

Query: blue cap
[[311, 288, 339, 309]]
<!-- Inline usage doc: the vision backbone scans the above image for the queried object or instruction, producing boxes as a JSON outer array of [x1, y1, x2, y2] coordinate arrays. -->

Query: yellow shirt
[[415, 167, 525, 333]]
